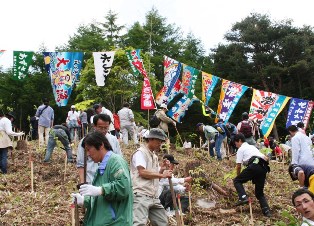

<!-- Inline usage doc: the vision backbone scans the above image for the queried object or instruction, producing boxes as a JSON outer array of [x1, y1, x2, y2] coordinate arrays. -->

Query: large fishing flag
[[216, 79, 248, 123], [13, 51, 34, 80], [180, 64, 199, 98], [202, 72, 220, 106], [93, 51, 115, 86], [286, 98, 314, 129], [167, 95, 197, 122], [249, 89, 290, 137], [141, 77, 156, 109], [156, 56, 182, 105], [125, 49, 147, 77], [43, 52, 83, 107]]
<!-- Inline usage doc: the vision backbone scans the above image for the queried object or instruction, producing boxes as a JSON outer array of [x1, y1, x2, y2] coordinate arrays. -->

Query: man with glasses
[[77, 114, 122, 184], [292, 189, 314, 225]]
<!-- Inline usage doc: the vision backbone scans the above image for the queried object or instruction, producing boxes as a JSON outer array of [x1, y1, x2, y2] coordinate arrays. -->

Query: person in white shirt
[[118, 102, 137, 145], [288, 125, 314, 165], [233, 133, 271, 217], [67, 105, 80, 141], [0, 112, 24, 174], [92, 103, 115, 135], [292, 189, 314, 226]]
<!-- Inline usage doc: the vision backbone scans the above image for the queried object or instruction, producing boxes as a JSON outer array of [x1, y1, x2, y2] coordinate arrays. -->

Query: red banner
[[141, 77, 156, 110]]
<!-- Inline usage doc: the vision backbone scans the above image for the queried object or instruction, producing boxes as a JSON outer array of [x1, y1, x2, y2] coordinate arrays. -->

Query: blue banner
[[286, 98, 314, 129], [43, 52, 83, 107], [167, 95, 197, 122]]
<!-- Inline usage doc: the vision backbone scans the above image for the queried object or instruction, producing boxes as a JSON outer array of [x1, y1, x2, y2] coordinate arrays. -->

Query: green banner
[[125, 50, 140, 76], [13, 51, 34, 80]]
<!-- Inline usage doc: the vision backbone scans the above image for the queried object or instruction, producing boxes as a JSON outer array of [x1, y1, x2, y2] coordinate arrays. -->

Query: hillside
[[0, 140, 301, 225]]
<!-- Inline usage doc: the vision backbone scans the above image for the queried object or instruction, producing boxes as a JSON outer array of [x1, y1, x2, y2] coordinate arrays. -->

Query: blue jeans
[[0, 148, 8, 174], [209, 134, 225, 160], [44, 129, 73, 162]]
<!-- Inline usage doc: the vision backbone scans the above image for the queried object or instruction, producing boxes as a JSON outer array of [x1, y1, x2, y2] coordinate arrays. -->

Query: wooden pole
[[71, 204, 75, 226], [174, 126, 183, 146], [177, 194, 184, 225], [74, 198, 79, 226], [64, 154, 67, 181], [188, 191, 192, 214], [30, 160, 34, 193], [249, 197, 254, 225], [168, 177, 182, 226]]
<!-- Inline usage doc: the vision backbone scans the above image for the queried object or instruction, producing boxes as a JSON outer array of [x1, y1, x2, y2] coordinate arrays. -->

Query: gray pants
[[121, 124, 138, 145], [133, 194, 168, 226]]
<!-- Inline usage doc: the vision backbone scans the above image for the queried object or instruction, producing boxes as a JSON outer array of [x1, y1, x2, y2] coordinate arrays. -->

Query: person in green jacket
[[72, 131, 133, 226]]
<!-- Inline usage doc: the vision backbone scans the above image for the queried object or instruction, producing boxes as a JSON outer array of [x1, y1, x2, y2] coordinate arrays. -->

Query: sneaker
[[235, 198, 249, 206]]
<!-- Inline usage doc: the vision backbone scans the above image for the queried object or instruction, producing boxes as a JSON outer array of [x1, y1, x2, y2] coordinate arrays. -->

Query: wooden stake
[[74, 198, 79, 226], [30, 160, 34, 193], [71, 204, 75, 226], [177, 194, 184, 226], [64, 154, 67, 181], [168, 177, 182, 226], [249, 197, 254, 225], [188, 191, 192, 214]]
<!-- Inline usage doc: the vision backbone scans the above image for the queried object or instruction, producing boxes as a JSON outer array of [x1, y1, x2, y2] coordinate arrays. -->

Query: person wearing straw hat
[[155, 104, 176, 134], [131, 128, 172, 226], [0, 111, 24, 174]]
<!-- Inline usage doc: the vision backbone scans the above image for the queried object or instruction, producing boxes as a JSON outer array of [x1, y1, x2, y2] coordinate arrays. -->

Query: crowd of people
[[2, 99, 314, 225]]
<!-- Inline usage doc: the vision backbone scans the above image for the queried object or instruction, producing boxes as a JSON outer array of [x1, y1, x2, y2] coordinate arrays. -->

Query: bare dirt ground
[[0, 140, 301, 225]]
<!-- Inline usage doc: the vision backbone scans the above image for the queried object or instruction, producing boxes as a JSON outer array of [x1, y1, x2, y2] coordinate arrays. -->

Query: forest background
[[1, 8, 314, 143]]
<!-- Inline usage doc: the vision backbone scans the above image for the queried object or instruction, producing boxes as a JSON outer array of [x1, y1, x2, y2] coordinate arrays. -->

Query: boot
[[259, 196, 271, 217]]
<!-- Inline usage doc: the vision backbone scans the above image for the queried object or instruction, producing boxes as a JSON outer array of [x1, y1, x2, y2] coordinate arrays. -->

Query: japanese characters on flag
[[249, 89, 290, 137], [13, 51, 34, 80], [43, 52, 83, 107], [93, 51, 115, 86], [216, 79, 248, 123], [167, 95, 197, 122], [125, 49, 147, 76], [286, 98, 314, 129], [180, 64, 199, 98], [202, 72, 220, 106], [156, 56, 182, 105], [141, 77, 156, 109]]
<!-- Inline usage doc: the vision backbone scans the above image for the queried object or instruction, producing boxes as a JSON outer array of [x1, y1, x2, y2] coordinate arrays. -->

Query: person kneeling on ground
[[159, 154, 192, 213], [289, 164, 314, 193], [43, 123, 73, 163], [292, 189, 314, 226], [233, 133, 271, 217], [72, 131, 133, 225]]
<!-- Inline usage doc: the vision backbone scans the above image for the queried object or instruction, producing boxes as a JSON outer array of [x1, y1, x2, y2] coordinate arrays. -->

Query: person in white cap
[[67, 105, 80, 141], [155, 104, 176, 134]]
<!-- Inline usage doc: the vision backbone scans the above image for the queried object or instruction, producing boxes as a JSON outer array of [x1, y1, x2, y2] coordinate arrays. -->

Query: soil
[[0, 141, 301, 225]]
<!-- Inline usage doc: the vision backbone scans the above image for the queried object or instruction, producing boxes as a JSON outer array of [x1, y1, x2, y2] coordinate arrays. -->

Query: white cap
[[160, 104, 168, 110], [71, 105, 76, 109]]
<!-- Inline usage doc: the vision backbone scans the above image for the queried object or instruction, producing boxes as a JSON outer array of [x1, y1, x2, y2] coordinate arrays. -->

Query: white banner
[[93, 51, 115, 86]]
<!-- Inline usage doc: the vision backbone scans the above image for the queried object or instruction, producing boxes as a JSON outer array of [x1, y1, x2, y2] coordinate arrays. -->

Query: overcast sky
[[1, 0, 314, 68]]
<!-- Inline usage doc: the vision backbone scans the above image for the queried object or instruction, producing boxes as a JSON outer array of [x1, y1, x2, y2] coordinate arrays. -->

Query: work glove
[[71, 193, 84, 206], [79, 184, 103, 197], [15, 132, 24, 136]]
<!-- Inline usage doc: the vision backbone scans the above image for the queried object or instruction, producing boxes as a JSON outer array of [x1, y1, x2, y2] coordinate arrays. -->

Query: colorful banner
[[156, 56, 182, 105], [216, 79, 248, 123], [249, 89, 290, 137], [141, 77, 156, 110], [286, 98, 314, 129], [180, 64, 199, 98], [93, 51, 115, 86], [0, 50, 5, 57], [202, 72, 220, 105], [13, 51, 34, 80], [167, 95, 197, 122], [125, 49, 147, 77], [43, 52, 83, 107]]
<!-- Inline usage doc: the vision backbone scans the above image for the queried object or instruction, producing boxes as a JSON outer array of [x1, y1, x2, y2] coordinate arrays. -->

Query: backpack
[[149, 113, 161, 128], [239, 121, 253, 138]]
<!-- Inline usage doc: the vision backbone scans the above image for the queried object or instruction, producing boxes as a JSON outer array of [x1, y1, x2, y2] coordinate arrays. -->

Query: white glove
[[71, 193, 84, 206], [15, 132, 24, 136], [79, 184, 103, 197], [210, 139, 215, 144]]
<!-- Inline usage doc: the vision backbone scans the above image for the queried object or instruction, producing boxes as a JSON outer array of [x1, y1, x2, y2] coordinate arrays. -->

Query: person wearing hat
[[67, 105, 80, 141], [289, 164, 314, 193], [0, 111, 24, 174], [158, 154, 192, 212], [131, 128, 172, 226], [236, 112, 256, 145], [196, 123, 220, 159], [35, 98, 54, 146], [155, 104, 176, 134]]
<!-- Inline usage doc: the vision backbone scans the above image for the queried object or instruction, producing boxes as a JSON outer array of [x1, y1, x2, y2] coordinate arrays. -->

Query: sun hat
[[146, 128, 167, 141]]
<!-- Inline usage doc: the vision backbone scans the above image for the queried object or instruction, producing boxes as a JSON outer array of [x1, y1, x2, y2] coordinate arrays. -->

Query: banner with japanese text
[[43, 52, 83, 107], [286, 98, 314, 129], [249, 89, 290, 137], [93, 51, 115, 86], [141, 77, 156, 110], [202, 72, 220, 106], [125, 49, 147, 77], [156, 56, 182, 105], [167, 95, 197, 122], [180, 64, 199, 98], [216, 79, 248, 123], [13, 51, 34, 80]]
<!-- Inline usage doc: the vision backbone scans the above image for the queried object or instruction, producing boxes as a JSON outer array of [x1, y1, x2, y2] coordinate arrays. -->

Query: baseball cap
[[160, 104, 168, 110], [163, 154, 179, 164], [71, 105, 76, 109]]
